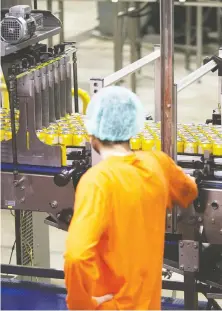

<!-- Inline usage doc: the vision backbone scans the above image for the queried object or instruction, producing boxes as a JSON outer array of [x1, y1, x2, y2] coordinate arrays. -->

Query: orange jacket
[[64, 151, 198, 310]]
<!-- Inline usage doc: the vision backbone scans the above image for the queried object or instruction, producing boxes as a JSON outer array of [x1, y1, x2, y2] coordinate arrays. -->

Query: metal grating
[[20, 211, 34, 266], [1, 19, 21, 43]]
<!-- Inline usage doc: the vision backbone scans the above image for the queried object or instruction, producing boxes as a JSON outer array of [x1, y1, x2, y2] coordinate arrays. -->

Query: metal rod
[[104, 49, 160, 87], [41, 66, 50, 128], [173, 84, 177, 165], [217, 8, 222, 46], [48, 63, 56, 123], [15, 211, 22, 265], [196, 5, 203, 80], [172, 84, 178, 234], [33, 0, 38, 9], [136, 4, 142, 74], [207, 293, 222, 300], [72, 50, 79, 113], [160, 0, 174, 157], [154, 44, 161, 122], [34, 69, 42, 129], [114, 2, 125, 75], [54, 60, 61, 120], [128, 8, 138, 93], [185, 6, 192, 71], [177, 60, 217, 93], [174, 1, 222, 8], [60, 58, 66, 117], [1, 264, 64, 279], [219, 48, 222, 126], [47, 0, 53, 47], [59, 0, 64, 43], [66, 61, 72, 115]]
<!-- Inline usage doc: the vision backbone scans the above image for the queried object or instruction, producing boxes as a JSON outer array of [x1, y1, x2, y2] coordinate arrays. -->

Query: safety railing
[[90, 47, 161, 120]]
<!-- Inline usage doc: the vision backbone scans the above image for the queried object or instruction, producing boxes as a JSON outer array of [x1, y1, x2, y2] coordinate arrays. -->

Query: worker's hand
[[92, 294, 114, 306]]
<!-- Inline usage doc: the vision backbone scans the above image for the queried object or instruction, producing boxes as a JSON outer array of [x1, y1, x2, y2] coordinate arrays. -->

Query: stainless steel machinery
[[1, 2, 222, 310], [0, 5, 90, 271]]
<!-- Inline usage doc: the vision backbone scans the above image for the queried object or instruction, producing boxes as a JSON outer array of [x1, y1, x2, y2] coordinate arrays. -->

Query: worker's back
[[66, 151, 197, 310], [92, 151, 168, 310]]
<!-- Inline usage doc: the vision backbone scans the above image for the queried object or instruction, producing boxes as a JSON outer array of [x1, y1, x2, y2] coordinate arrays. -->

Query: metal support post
[[72, 50, 79, 113], [185, 6, 192, 71], [179, 240, 199, 310], [171, 84, 178, 232], [128, 19, 137, 92], [218, 48, 222, 125], [47, 0, 53, 47], [196, 5, 203, 82], [15, 211, 22, 265], [136, 3, 142, 73], [166, 86, 177, 233], [217, 8, 222, 47], [33, 0, 38, 9], [154, 45, 161, 122], [113, 2, 126, 75], [184, 272, 198, 310], [59, 0, 64, 43], [160, 0, 176, 234], [160, 0, 175, 157], [128, 3, 138, 93]]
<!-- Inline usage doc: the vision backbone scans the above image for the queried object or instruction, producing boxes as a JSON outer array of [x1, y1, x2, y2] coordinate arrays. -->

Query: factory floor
[[1, 0, 220, 306]]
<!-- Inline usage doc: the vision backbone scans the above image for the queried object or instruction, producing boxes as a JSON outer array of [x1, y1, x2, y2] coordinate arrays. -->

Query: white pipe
[[177, 60, 217, 93], [104, 49, 160, 86]]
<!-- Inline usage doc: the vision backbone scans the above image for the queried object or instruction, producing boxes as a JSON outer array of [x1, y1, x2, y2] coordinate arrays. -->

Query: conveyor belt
[[2, 163, 222, 191], [1, 162, 64, 175], [1, 278, 208, 310]]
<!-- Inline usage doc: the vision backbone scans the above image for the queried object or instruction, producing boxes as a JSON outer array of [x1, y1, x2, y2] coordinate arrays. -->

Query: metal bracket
[[179, 240, 199, 272], [203, 55, 222, 75], [90, 78, 104, 96]]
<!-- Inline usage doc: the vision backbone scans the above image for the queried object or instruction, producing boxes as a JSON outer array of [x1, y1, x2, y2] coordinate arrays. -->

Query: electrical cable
[[8, 211, 16, 265], [10, 210, 15, 217], [8, 240, 16, 265]]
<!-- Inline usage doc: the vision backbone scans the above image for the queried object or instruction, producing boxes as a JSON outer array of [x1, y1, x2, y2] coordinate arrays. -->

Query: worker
[[64, 86, 198, 310]]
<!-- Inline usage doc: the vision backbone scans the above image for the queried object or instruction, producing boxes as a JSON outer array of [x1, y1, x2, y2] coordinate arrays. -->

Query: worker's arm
[[154, 151, 198, 208], [168, 158, 198, 208], [64, 176, 109, 310]]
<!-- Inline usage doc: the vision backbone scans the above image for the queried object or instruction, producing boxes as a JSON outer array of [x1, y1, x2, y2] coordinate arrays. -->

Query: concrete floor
[[0, 0, 220, 303]]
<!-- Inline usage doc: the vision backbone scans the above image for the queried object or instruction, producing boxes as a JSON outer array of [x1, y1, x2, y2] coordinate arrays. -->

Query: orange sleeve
[[64, 176, 109, 310], [154, 151, 198, 208]]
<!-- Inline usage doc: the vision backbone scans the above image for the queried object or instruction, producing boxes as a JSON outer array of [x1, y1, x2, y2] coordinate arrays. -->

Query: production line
[[0, 2, 222, 310]]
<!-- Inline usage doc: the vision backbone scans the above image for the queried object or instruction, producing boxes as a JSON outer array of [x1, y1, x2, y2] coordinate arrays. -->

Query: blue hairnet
[[85, 86, 145, 141]]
